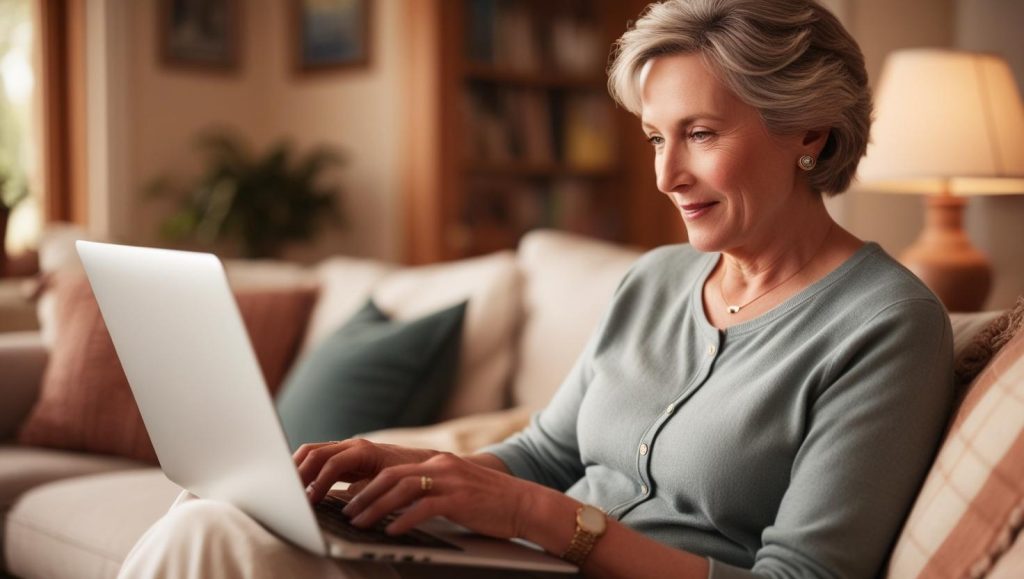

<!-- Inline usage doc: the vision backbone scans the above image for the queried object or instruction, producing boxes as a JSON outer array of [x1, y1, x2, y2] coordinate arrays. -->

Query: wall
[[260, 0, 406, 262], [89, 0, 406, 262]]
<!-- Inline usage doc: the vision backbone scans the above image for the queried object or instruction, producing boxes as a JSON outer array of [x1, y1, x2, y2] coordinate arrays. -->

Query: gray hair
[[608, 0, 872, 195]]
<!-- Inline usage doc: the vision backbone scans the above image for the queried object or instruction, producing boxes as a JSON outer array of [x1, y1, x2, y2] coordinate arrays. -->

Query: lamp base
[[899, 195, 991, 312]]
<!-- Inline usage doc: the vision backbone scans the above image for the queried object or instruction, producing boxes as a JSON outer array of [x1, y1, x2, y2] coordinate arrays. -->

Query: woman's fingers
[[292, 441, 337, 466], [306, 446, 381, 503], [385, 496, 446, 536], [342, 462, 426, 518], [348, 475, 430, 528]]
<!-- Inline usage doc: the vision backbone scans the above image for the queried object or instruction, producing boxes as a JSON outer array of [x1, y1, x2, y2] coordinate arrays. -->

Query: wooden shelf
[[402, 0, 681, 265], [464, 161, 618, 178], [463, 63, 606, 89]]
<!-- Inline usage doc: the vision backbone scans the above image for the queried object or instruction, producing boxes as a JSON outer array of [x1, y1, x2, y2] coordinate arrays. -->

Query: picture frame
[[293, 0, 371, 73], [160, 0, 240, 71]]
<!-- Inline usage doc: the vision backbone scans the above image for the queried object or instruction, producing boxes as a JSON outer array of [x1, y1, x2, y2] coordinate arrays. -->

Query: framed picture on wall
[[160, 0, 240, 71], [293, 0, 371, 73]]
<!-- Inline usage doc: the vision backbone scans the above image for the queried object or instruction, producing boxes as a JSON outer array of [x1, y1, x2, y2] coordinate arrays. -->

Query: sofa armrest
[[0, 332, 48, 440], [361, 407, 533, 455]]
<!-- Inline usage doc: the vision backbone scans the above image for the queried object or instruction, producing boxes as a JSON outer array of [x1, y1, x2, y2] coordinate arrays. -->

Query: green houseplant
[[152, 131, 346, 259]]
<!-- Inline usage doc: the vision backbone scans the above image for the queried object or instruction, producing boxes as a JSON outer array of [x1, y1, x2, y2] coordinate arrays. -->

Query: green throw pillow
[[276, 298, 467, 451]]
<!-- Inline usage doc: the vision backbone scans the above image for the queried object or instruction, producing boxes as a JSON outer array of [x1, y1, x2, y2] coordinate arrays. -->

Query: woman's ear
[[802, 128, 830, 156]]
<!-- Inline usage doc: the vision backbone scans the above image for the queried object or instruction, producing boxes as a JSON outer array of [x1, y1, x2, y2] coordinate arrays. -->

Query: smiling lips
[[680, 201, 719, 219]]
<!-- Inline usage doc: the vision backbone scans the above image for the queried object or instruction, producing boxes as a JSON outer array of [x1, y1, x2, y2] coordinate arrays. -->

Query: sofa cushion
[[17, 272, 317, 464], [299, 256, 396, 354], [953, 297, 1024, 393], [511, 230, 642, 409], [276, 298, 467, 450], [363, 406, 533, 455], [373, 251, 523, 420], [4, 469, 179, 579], [886, 326, 1024, 578], [987, 529, 1024, 579], [0, 445, 144, 574], [0, 332, 48, 441]]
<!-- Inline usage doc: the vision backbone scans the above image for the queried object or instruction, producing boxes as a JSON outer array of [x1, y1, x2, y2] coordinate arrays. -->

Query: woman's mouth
[[679, 201, 718, 220]]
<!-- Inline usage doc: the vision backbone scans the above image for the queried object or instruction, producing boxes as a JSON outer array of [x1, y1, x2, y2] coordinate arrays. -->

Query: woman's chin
[[682, 229, 726, 254]]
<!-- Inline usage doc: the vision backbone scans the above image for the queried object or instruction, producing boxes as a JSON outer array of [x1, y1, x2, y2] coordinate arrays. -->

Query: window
[[0, 0, 40, 255]]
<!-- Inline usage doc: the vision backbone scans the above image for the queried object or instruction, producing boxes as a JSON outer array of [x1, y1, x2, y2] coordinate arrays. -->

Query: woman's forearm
[[467, 452, 708, 577], [526, 489, 710, 579]]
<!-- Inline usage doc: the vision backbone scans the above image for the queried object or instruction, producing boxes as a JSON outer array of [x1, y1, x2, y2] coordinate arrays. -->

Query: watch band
[[561, 531, 599, 566], [561, 505, 606, 566]]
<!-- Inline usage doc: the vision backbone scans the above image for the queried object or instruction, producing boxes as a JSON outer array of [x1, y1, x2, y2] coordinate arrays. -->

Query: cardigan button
[[639, 443, 649, 456], [640, 484, 649, 496]]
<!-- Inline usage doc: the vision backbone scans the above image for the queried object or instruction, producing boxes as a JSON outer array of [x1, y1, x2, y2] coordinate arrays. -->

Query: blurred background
[[0, 0, 1021, 309]]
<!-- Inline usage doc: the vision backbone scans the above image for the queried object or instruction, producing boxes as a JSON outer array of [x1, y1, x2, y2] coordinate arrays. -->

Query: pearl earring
[[798, 155, 816, 171]]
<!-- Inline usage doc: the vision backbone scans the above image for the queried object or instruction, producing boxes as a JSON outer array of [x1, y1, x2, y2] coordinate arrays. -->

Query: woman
[[119, 1, 953, 577]]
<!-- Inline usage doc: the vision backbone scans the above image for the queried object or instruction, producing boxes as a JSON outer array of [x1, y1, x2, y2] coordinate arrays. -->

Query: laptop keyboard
[[315, 494, 462, 551]]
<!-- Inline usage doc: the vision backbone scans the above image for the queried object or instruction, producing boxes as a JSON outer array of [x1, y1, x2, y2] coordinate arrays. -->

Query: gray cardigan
[[483, 242, 953, 578]]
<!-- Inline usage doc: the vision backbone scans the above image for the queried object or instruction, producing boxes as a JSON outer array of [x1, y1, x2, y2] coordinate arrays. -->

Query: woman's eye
[[647, 135, 664, 146], [689, 130, 714, 143]]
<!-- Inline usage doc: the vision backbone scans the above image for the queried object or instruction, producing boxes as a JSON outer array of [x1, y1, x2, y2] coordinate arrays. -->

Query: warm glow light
[[857, 49, 1024, 195], [0, 22, 34, 104]]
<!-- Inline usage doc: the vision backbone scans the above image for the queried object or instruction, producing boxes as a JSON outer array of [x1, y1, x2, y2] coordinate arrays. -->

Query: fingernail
[[342, 495, 360, 516], [305, 484, 315, 497], [350, 513, 367, 527]]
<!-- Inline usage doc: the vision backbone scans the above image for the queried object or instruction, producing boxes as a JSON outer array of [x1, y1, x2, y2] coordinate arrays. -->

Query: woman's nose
[[655, 144, 694, 194]]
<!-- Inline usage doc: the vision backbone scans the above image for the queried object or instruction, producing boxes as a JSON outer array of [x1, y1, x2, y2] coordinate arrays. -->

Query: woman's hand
[[293, 439, 439, 503], [338, 451, 562, 542]]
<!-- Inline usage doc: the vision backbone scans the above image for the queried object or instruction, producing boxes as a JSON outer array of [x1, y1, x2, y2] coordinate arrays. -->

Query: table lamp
[[857, 49, 1024, 312]]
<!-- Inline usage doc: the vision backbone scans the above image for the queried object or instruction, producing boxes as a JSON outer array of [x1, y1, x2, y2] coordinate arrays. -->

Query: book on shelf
[[462, 86, 556, 166], [562, 93, 616, 170], [550, 14, 603, 76], [465, 0, 540, 72], [461, 177, 617, 244]]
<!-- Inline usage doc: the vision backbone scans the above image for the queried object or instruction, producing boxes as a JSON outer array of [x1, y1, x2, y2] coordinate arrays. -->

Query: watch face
[[579, 506, 607, 534]]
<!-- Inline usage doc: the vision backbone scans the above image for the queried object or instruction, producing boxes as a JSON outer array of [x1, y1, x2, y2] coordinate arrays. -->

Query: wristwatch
[[561, 504, 607, 566]]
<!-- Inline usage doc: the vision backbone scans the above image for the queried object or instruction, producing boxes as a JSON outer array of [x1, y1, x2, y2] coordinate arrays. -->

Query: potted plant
[[150, 130, 346, 259]]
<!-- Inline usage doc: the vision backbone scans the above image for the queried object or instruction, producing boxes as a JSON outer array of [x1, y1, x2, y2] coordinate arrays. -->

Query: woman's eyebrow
[[641, 114, 724, 132]]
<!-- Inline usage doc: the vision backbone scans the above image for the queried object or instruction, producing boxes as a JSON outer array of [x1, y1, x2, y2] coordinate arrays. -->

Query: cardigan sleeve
[[708, 298, 954, 579]]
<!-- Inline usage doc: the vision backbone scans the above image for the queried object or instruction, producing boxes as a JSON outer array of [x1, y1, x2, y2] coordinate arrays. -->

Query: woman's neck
[[718, 201, 836, 297]]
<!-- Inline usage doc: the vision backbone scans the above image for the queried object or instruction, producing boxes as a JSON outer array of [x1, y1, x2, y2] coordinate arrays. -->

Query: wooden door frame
[[38, 0, 88, 226]]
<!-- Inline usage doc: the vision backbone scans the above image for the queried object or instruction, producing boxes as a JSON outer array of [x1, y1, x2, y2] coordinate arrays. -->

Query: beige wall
[[91, 0, 406, 262]]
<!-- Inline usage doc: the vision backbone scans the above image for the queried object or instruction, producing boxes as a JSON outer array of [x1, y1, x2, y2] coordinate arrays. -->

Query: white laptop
[[76, 240, 575, 573]]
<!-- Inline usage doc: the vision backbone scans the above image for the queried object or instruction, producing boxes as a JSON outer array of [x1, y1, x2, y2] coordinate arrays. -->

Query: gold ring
[[420, 475, 433, 492]]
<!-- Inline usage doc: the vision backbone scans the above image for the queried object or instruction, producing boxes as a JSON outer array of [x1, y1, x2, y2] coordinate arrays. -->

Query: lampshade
[[858, 49, 1024, 195], [856, 49, 1024, 312]]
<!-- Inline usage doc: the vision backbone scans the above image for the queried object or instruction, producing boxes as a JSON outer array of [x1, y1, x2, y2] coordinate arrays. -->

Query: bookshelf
[[402, 0, 686, 264]]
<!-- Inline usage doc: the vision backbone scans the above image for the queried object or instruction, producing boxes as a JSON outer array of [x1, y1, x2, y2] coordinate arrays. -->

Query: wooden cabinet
[[402, 0, 686, 264]]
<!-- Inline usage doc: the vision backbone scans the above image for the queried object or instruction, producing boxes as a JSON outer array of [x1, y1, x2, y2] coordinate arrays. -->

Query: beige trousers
[[118, 492, 573, 579]]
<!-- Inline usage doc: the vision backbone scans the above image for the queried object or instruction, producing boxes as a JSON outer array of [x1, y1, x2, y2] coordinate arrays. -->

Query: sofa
[[1, 228, 1022, 579]]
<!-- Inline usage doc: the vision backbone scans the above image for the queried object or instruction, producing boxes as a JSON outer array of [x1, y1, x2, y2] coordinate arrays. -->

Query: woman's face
[[640, 53, 811, 254]]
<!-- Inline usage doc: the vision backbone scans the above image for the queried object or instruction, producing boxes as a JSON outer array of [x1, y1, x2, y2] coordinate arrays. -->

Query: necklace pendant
[[727, 305, 741, 314]]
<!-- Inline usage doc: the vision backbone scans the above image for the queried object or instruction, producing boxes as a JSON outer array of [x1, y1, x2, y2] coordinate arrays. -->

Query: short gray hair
[[608, 0, 872, 195]]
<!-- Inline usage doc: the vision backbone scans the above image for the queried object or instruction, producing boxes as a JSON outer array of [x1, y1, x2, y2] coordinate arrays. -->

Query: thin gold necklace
[[719, 223, 834, 315]]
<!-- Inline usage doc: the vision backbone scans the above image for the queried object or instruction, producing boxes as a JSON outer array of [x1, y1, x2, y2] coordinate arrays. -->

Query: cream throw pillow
[[511, 230, 641, 410]]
